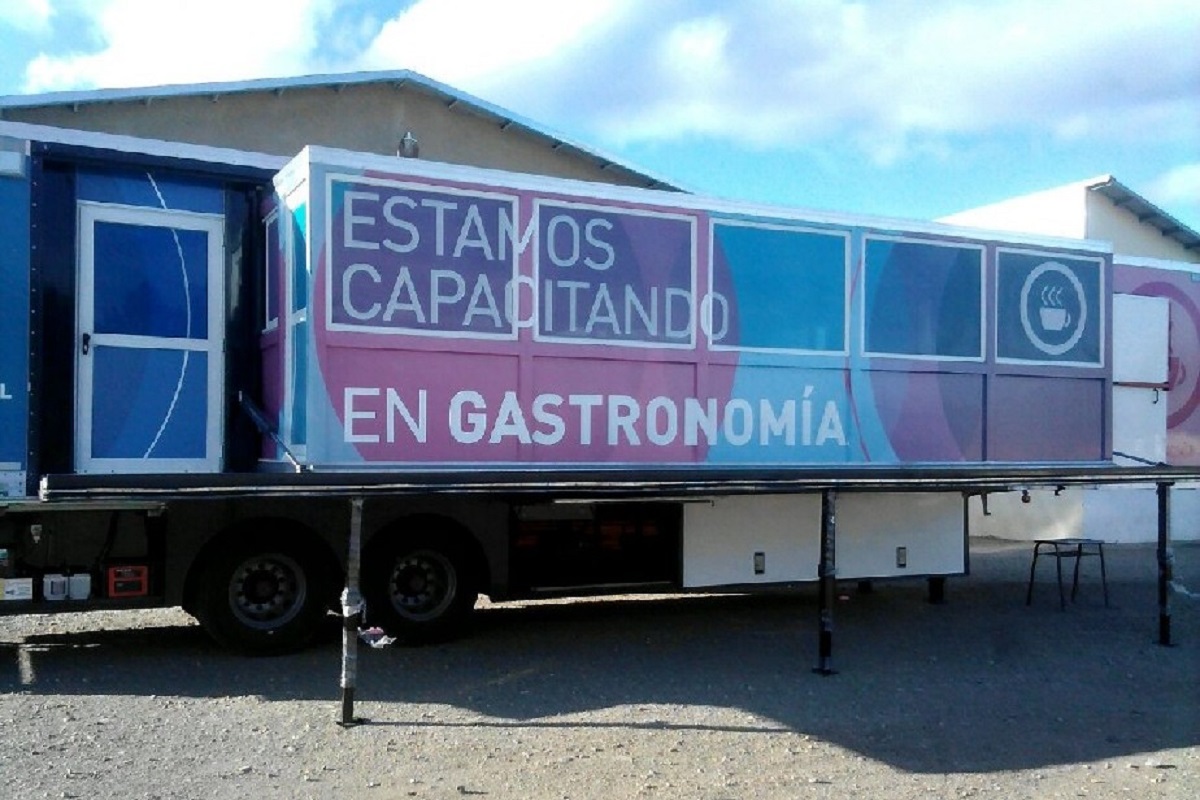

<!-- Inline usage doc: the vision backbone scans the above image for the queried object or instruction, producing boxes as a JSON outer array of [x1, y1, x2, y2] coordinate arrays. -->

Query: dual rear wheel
[[194, 533, 333, 655], [363, 533, 480, 644], [193, 525, 480, 654]]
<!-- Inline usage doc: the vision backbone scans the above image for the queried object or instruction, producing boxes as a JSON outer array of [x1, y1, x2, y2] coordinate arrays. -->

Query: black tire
[[194, 534, 333, 655], [363, 530, 480, 644]]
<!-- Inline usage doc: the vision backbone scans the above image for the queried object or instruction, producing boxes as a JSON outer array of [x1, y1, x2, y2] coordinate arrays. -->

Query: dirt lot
[[1, 537, 1197, 799]]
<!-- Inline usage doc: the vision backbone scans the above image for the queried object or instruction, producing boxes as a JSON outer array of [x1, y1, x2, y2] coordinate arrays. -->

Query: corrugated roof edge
[[0, 68, 687, 193], [0, 118, 287, 171], [1083, 174, 1200, 254], [0, 115, 285, 170]]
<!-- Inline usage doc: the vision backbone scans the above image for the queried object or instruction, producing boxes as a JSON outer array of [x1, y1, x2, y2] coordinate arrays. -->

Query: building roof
[[1084, 174, 1199, 253], [0, 69, 683, 192], [0, 118, 288, 175]]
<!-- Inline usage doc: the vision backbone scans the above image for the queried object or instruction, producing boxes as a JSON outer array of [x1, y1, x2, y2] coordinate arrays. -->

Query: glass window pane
[[94, 221, 209, 339], [91, 346, 208, 459]]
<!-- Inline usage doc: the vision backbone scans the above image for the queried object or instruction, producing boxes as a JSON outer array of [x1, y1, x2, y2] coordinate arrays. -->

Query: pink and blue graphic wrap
[[270, 157, 1112, 469], [1116, 262, 1200, 465]]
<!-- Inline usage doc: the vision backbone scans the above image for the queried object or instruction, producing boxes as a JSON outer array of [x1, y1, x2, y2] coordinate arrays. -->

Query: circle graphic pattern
[[1019, 261, 1087, 356]]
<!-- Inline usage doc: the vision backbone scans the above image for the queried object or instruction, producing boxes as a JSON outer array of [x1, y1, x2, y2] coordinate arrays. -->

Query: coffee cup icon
[[1039, 306, 1070, 332]]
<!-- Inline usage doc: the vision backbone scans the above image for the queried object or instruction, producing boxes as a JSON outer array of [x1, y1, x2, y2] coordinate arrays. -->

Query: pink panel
[[987, 376, 1106, 461]]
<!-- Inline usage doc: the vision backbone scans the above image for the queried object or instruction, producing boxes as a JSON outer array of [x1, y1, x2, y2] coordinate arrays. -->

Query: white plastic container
[[69, 573, 91, 600], [43, 573, 68, 601], [2, 577, 33, 601]]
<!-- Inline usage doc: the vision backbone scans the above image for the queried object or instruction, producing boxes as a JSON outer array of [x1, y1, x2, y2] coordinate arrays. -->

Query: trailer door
[[76, 203, 224, 473], [1112, 293, 1169, 464]]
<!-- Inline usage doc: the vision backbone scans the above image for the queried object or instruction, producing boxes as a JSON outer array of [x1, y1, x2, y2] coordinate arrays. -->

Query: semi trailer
[[1, 123, 1194, 655]]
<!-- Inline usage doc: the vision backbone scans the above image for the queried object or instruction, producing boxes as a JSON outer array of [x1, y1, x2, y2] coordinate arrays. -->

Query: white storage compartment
[[682, 492, 966, 588], [835, 492, 966, 579], [683, 495, 822, 587]]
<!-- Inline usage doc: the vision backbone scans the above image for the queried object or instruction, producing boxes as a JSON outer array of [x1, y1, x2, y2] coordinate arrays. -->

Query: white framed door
[[1113, 293, 1170, 464], [76, 203, 225, 473]]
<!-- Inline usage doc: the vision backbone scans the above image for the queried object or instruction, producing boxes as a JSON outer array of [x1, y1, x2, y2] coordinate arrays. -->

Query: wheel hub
[[229, 553, 307, 629], [389, 550, 457, 620]]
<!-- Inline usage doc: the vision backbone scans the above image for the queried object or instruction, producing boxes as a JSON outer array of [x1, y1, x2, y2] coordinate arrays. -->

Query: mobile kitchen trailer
[[1, 124, 1194, 655]]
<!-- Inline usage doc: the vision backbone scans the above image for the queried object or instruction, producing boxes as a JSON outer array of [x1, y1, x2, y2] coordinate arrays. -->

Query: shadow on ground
[[2, 541, 1197, 774]]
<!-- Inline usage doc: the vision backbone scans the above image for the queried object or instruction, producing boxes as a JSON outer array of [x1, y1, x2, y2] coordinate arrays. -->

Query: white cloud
[[358, 0, 632, 88], [22, 0, 337, 93], [13, 0, 1199, 171], [0, 0, 51, 32], [355, 0, 1199, 162]]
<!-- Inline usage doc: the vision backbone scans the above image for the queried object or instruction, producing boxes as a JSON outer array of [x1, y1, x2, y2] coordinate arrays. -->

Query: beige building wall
[[1, 83, 659, 188], [1084, 193, 1196, 262]]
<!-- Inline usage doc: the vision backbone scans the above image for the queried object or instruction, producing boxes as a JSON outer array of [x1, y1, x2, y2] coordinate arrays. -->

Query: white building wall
[[942, 176, 1197, 264], [968, 486, 1199, 544], [940, 183, 1089, 239]]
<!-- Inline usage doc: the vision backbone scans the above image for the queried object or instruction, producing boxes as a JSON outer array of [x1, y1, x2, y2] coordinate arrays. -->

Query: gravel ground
[[1, 537, 1197, 799]]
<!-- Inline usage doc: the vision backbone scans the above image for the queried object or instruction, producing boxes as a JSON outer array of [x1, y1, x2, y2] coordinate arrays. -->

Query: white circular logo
[[1019, 261, 1086, 356]]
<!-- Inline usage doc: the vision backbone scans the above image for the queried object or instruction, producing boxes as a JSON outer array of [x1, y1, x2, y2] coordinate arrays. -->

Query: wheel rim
[[227, 552, 308, 631], [388, 549, 458, 621]]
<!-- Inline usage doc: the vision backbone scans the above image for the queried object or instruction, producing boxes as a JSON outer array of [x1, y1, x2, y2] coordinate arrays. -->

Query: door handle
[[81, 332, 91, 355]]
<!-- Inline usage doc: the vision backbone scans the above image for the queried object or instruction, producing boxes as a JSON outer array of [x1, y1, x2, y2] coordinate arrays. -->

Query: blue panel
[[78, 169, 224, 214], [291, 320, 308, 445], [997, 251, 1102, 364], [865, 240, 982, 358], [0, 168, 30, 475], [292, 204, 308, 311], [94, 222, 209, 339], [713, 223, 846, 351], [91, 346, 207, 459]]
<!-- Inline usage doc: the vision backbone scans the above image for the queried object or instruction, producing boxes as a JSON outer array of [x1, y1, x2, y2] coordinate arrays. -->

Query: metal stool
[[1026, 538, 1109, 610]]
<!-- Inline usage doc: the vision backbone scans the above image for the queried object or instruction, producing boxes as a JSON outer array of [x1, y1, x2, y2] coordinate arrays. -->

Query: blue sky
[[1, 0, 1197, 232]]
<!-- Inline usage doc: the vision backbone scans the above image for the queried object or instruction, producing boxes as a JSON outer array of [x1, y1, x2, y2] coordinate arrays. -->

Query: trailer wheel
[[194, 535, 332, 655], [364, 531, 480, 644]]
